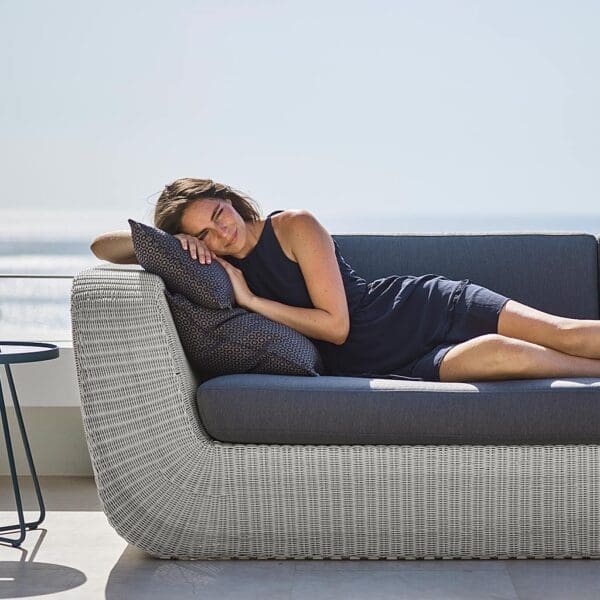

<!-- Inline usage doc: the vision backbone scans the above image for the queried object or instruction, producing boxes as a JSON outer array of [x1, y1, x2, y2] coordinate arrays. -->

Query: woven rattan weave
[[70, 265, 600, 559]]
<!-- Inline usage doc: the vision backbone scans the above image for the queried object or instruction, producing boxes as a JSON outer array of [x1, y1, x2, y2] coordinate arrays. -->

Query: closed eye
[[197, 207, 223, 240]]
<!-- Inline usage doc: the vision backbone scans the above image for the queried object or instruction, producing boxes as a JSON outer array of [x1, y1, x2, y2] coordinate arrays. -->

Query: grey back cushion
[[165, 290, 324, 381], [128, 218, 233, 309], [128, 218, 324, 380], [333, 233, 600, 320]]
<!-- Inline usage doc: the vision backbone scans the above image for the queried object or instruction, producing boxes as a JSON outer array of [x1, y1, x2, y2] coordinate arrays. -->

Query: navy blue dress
[[225, 211, 511, 381]]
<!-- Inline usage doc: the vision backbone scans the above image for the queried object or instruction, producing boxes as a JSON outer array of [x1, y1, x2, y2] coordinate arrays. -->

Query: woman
[[91, 177, 600, 382]]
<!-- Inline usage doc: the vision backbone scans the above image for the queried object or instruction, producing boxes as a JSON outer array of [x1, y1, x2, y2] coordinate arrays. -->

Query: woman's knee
[[484, 334, 538, 375], [439, 333, 528, 381]]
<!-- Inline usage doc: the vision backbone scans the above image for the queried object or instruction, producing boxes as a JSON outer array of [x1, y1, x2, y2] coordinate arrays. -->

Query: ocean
[[2, 210, 599, 342]]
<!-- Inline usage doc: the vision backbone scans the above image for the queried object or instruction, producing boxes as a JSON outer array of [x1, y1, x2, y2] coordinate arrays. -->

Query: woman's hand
[[213, 256, 256, 310], [174, 233, 216, 264], [174, 233, 255, 308]]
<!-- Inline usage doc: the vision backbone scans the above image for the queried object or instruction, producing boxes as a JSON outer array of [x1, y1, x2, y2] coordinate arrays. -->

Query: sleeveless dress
[[225, 211, 511, 381]]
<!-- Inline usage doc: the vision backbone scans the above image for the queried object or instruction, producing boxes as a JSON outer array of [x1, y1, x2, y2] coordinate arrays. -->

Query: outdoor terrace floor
[[1, 476, 599, 599]]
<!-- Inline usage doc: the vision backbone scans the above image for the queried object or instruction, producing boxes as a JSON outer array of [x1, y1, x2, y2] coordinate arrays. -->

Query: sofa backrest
[[332, 233, 600, 320]]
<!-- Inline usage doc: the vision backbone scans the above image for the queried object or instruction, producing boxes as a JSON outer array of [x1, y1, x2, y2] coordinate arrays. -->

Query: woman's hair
[[153, 178, 262, 234]]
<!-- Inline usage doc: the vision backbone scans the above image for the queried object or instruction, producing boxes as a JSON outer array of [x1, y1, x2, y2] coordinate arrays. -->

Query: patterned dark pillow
[[128, 218, 233, 309], [164, 289, 324, 380]]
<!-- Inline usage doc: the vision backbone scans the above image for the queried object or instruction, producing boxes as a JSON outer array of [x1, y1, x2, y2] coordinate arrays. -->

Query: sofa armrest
[[70, 266, 216, 542]]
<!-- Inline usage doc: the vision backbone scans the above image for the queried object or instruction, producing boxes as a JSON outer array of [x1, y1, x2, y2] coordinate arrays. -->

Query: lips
[[228, 228, 237, 246]]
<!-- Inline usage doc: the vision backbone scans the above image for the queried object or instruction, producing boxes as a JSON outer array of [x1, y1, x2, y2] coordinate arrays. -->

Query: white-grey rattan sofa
[[70, 231, 600, 560]]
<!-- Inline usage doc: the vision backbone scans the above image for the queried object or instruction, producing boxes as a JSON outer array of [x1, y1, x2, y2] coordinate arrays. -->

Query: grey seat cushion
[[196, 374, 600, 444]]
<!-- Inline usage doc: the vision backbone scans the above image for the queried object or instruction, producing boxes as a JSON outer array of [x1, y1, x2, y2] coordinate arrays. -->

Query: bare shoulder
[[271, 208, 311, 231], [271, 209, 327, 262], [271, 209, 349, 342]]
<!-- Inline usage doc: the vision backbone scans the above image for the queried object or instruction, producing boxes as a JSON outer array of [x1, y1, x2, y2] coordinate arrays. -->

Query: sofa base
[[100, 443, 600, 561], [72, 267, 600, 561]]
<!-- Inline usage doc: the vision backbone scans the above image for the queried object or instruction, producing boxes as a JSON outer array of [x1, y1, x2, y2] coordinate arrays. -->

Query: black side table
[[0, 341, 59, 547]]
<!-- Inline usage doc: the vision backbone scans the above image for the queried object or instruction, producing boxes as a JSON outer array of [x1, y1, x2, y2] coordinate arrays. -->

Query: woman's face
[[180, 198, 245, 255]]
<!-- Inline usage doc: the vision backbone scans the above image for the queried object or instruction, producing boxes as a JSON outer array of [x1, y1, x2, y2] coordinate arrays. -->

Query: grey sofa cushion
[[128, 218, 233, 309], [334, 233, 600, 320], [165, 289, 324, 381], [196, 374, 600, 445]]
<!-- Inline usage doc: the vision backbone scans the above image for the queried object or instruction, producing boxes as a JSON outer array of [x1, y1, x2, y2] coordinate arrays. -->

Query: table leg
[[0, 364, 46, 547]]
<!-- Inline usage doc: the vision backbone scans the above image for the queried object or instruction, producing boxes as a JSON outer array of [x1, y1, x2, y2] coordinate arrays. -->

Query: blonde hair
[[153, 178, 262, 234]]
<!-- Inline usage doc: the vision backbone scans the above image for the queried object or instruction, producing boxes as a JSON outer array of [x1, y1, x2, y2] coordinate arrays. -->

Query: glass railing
[[0, 274, 76, 343]]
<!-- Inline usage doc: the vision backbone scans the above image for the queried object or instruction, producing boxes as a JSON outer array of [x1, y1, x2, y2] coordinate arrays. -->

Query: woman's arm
[[246, 211, 350, 345], [90, 230, 139, 264], [247, 295, 348, 345]]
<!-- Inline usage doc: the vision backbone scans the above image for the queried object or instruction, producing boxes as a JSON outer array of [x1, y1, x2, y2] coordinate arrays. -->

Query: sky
[[1, 0, 599, 234]]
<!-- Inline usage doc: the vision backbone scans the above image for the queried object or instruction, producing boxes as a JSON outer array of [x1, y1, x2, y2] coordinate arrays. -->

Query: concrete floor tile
[[506, 559, 600, 600], [289, 563, 519, 600]]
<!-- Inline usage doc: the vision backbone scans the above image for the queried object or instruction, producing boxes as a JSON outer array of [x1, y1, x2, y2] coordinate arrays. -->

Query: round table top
[[0, 341, 60, 365]]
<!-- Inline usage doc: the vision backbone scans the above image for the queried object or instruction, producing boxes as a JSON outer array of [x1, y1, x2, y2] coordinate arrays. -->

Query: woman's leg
[[438, 333, 600, 382], [497, 299, 600, 359]]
